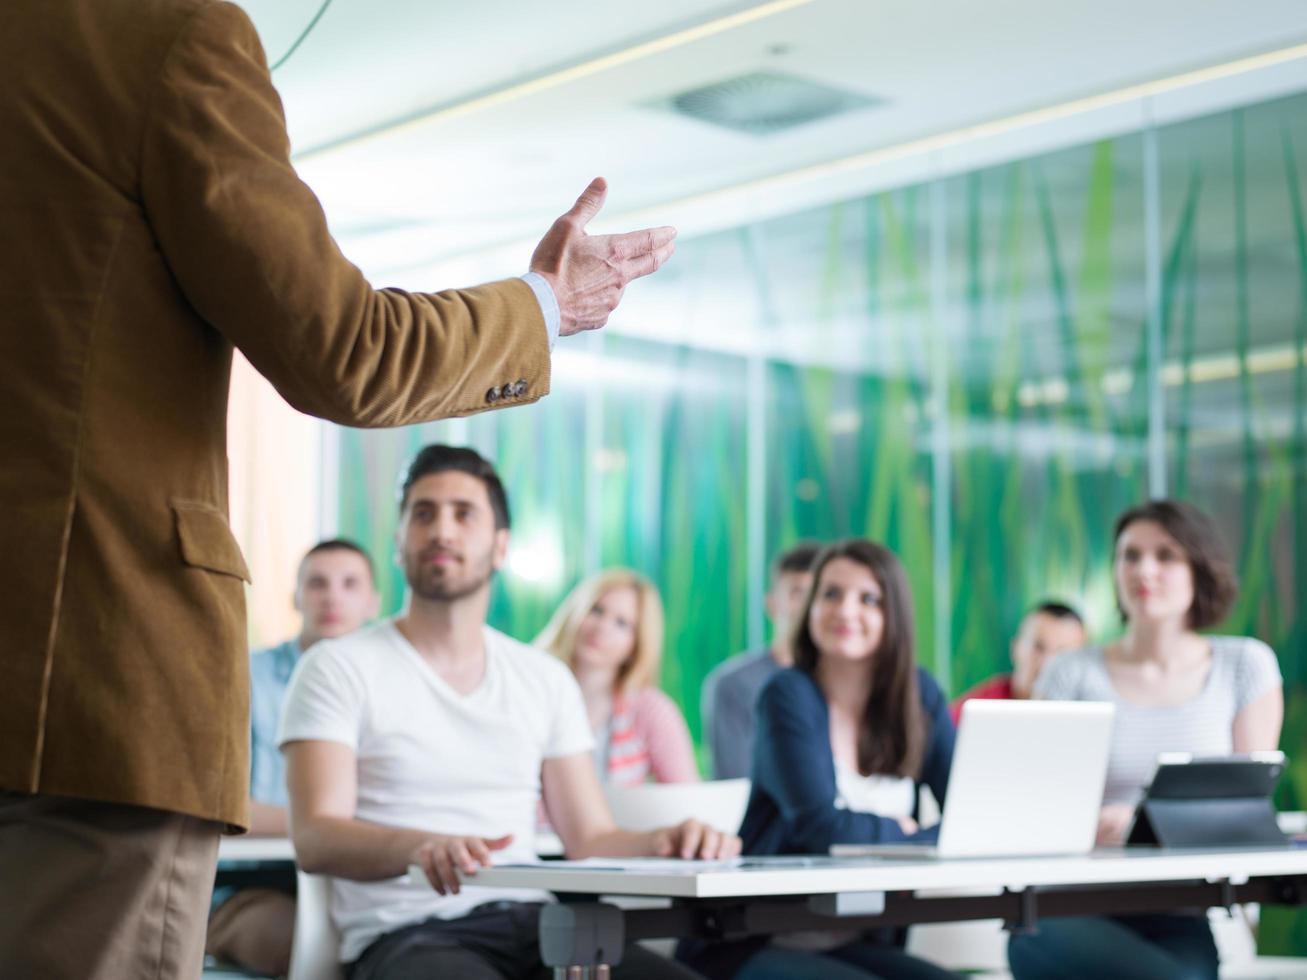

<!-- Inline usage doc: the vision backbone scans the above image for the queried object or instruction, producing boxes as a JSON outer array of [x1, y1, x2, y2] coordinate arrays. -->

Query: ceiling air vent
[[656, 71, 880, 136]]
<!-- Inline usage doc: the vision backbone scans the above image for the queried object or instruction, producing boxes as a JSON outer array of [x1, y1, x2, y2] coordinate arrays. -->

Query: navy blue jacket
[[740, 666, 955, 854]]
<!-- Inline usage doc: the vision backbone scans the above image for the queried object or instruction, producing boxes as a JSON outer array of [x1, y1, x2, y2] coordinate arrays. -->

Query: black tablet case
[[1126, 758, 1289, 848]]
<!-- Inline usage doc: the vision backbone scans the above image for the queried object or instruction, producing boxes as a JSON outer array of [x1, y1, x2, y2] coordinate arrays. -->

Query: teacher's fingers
[[609, 226, 677, 260], [629, 240, 676, 281], [562, 177, 609, 230]]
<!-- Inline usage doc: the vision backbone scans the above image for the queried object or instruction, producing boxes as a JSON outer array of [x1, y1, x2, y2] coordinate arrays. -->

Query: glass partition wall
[[332, 91, 1306, 947]]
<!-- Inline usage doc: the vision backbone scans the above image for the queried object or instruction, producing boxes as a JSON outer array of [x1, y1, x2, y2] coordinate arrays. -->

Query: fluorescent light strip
[[297, 0, 815, 161], [1017, 343, 1307, 408]]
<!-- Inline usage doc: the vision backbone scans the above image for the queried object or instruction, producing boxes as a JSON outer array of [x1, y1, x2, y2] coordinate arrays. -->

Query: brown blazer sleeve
[[139, 1, 549, 426]]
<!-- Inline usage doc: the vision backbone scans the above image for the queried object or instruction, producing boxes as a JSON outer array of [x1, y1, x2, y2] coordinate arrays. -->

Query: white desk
[[211, 815, 1304, 867], [471, 848, 1307, 899], [216, 836, 296, 892], [459, 848, 1307, 973], [218, 836, 296, 863]]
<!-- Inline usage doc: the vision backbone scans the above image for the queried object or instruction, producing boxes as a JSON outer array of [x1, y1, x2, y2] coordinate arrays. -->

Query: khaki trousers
[[0, 791, 221, 980]]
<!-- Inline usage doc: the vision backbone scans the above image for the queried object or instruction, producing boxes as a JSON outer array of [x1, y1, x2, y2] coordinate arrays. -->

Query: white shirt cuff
[[520, 272, 560, 351]]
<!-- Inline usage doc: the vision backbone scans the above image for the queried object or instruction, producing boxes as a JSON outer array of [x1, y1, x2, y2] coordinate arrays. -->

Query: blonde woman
[[536, 570, 699, 785]]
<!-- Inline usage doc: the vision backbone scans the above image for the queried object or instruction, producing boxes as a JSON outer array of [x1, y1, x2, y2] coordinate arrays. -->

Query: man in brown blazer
[[0, 1, 676, 976]]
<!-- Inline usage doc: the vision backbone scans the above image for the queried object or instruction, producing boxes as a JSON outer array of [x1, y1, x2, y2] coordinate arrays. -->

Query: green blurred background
[[335, 89, 1306, 952]]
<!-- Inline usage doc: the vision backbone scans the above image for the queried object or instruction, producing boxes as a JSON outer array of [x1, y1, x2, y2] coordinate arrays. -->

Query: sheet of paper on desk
[[494, 856, 879, 873], [504, 858, 742, 873]]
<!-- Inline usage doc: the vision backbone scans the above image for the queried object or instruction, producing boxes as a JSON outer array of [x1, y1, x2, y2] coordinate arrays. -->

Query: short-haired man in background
[[207, 539, 380, 977], [950, 600, 1088, 725], [702, 542, 821, 780]]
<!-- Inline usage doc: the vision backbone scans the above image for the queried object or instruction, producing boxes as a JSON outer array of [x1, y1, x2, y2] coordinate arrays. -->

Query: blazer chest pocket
[[172, 501, 252, 582]]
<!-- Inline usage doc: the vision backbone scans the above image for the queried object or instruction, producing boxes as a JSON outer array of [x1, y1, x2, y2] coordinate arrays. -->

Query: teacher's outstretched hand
[[530, 177, 677, 336]]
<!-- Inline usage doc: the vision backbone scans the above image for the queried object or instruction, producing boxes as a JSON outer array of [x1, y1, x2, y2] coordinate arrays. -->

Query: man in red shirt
[[951, 601, 1087, 725]]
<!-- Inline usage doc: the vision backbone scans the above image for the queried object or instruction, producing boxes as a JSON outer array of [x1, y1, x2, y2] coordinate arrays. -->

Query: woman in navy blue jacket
[[681, 539, 958, 980]]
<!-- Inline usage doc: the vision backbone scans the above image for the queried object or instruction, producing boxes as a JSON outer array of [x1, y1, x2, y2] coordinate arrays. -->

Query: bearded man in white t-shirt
[[280, 444, 738, 980]]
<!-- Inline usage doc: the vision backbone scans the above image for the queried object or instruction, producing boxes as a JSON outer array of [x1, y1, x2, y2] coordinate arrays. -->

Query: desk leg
[[540, 903, 624, 977], [1004, 887, 1040, 936]]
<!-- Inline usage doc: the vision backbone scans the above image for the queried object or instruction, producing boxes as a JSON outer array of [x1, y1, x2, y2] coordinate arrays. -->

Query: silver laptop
[[831, 700, 1115, 859]]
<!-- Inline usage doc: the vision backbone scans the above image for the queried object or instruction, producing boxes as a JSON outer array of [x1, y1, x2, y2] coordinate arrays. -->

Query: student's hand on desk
[[651, 819, 742, 860], [897, 816, 919, 836], [530, 177, 677, 337], [411, 833, 513, 895], [1096, 804, 1135, 846]]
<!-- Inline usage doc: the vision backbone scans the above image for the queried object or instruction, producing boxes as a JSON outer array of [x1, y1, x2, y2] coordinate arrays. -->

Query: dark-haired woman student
[[680, 539, 960, 980], [1009, 500, 1284, 980]]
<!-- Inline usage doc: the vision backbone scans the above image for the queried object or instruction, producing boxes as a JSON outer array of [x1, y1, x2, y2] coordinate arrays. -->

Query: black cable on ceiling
[[269, 0, 336, 72]]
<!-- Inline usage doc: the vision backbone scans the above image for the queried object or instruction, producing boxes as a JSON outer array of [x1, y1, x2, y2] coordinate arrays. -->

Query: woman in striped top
[[536, 569, 699, 786], [1009, 499, 1284, 980]]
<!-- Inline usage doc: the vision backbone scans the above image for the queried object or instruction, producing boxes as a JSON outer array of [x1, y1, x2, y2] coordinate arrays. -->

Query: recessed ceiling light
[[655, 71, 882, 136]]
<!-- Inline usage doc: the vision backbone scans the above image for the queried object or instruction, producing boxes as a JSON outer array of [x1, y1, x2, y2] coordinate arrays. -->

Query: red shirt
[[950, 673, 1015, 726]]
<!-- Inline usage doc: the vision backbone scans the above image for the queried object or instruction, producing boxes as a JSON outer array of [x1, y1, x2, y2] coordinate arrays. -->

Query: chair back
[[603, 778, 750, 834], [288, 870, 344, 980]]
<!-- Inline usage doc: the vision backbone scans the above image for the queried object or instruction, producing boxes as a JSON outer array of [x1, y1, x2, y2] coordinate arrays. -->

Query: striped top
[[1035, 636, 1282, 805], [595, 688, 700, 786]]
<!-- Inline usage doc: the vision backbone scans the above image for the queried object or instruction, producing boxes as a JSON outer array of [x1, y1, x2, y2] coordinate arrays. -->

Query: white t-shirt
[[834, 767, 915, 820], [278, 620, 594, 963]]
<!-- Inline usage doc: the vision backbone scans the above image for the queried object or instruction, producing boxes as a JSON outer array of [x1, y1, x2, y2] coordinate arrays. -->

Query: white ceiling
[[234, 0, 1307, 284]]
